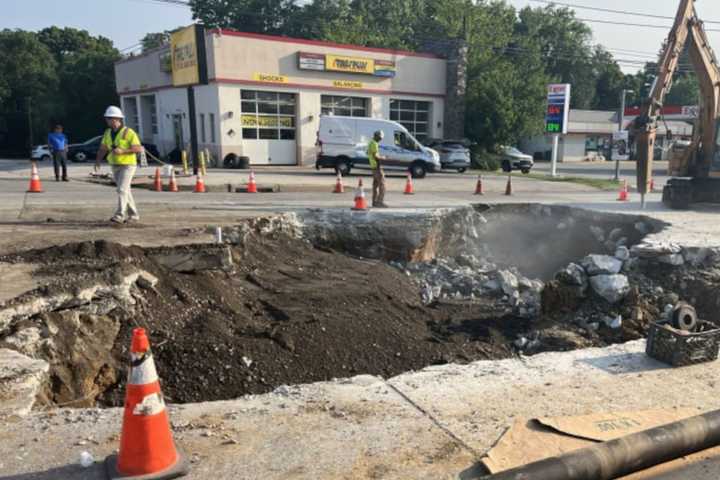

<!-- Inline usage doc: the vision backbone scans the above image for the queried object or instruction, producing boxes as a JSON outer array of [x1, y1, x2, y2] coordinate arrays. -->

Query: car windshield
[[443, 143, 466, 150], [504, 146, 522, 155]]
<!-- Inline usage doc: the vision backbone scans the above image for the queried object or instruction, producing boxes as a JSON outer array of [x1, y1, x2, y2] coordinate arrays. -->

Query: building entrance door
[[172, 114, 184, 151]]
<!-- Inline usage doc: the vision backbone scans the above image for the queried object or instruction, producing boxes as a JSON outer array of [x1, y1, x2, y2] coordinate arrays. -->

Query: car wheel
[[74, 151, 87, 162], [41, 155, 50, 162], [501, 160, 512, 173], [335, 158, 351, 176], [457, 167, 467, 174], [521, 168, 530, 174], [410, 162, 427, 179]]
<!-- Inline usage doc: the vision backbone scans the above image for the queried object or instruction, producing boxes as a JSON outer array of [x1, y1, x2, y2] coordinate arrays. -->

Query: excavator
[[635, 0, 720, 209]]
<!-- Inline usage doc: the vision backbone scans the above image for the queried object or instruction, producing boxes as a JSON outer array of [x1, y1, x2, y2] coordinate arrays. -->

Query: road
[[532, 159, 670, 187]]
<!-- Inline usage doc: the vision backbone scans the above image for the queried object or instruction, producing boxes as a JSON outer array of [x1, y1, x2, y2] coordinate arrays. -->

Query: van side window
[[395, 130, 416, 150]]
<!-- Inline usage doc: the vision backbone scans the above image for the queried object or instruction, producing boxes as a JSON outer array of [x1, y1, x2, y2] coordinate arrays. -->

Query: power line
[[575, 17, 720, 33], [527, 0, 720, 25]]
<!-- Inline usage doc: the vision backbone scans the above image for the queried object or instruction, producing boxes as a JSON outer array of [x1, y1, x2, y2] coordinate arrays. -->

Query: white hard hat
[[104, 106, 124, 119]]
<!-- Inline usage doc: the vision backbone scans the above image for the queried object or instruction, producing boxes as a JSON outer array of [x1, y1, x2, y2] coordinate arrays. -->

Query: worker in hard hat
[[368, 130, 388, 208], [95, 106, 143, 224]]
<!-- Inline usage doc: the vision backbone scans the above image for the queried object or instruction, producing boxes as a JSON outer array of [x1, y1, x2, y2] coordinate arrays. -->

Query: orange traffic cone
[[649, 178, 655, 192], [474, 175, 484, 195], [404, 174, 415, 195], [505, 174, 513, 196], [167, 170, 179, 192], [27, 163, 43, 193], [194, 174, 206, 193], [333, 172, 344, 194], [153, 168, 162, 192], [617, 179, 629, 201], [105, 328, 188, 479], [352, 179, 368, 211], [247, 171, 258, 194]]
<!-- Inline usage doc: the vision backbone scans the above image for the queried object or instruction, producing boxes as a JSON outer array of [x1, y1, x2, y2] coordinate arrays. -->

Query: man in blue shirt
[[48, 124, 68, 181]]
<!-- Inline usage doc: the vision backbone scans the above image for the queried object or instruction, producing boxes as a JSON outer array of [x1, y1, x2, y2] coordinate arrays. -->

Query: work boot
[[375, 203, 389, 209], [62, 177, 69, 182]]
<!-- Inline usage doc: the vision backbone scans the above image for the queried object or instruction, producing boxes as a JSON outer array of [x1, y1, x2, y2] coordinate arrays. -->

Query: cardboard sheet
[[482, 408, 720, 479]]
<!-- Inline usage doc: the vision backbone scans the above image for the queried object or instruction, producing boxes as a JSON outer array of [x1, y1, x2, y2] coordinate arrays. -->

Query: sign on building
[[170, 24, 208, 86], [545, 83, 571, 135], [297, 52, 396, 78], [612, 130, 630, 161]]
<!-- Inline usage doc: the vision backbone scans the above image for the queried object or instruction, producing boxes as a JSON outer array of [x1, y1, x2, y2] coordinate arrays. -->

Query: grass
[[487, 170, 622, 191]]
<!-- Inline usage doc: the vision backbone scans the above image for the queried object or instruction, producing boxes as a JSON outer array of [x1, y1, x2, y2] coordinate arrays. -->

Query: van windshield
[[394, 130, 419, 151]]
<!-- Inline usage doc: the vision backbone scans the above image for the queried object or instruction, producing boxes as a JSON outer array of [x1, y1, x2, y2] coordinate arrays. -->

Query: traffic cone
[[650, 178, 655, 192], [404, 174, 415, 195], [352, 179, 368, 211], [167, 170, 178, 192], [474, 175, 484, 195], [104, 328, 188, 479], [194, 174, 206, 193], [247, 171, 258, 194], [617, 179, 629, 201], [27, 163, 43, 193], [333, 172, 344, 194], [505, 174, 513, 196], [153, 168, 162, 192]]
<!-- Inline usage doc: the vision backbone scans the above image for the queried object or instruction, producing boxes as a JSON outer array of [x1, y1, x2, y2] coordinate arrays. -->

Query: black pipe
[[482, 409, 720, 480]]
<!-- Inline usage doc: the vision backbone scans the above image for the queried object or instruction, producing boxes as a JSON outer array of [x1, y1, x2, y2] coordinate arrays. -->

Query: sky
[[2, 0, 720, 73]]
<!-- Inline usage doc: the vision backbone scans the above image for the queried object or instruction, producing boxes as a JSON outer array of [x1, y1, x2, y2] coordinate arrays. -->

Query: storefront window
[[390, 99, 431, 142], [321, 95, 369, 117], [240, 90, 296, 140]]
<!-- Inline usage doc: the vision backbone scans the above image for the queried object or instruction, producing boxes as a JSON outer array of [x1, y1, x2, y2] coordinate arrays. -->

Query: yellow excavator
[[635, 0, 720, 209]]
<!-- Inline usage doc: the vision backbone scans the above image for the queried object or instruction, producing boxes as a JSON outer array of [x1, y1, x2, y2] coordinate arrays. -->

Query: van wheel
[[457, 167, 467, 174], [410, 162, 427, 179], [521, 168, 530, 174], [335, 159, 351, 176]]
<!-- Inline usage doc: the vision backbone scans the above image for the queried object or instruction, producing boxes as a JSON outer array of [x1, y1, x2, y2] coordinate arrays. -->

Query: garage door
[[240, 90, 297, 165]]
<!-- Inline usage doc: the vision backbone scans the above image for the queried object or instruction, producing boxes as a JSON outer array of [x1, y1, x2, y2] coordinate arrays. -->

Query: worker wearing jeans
[[48, 124, 69, 181], [368, 130, 388, 208], [95, 106, 143, 224]]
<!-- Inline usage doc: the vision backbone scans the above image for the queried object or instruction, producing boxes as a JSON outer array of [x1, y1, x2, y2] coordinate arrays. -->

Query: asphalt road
[[533, 159, 670, 186]]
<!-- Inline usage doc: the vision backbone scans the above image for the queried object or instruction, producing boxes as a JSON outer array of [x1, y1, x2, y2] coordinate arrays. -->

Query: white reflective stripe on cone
[[128, 353, 159, 385], [132, 393, 166, 416]]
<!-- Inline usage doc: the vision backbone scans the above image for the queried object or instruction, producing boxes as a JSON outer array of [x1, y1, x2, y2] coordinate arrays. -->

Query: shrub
[[471, 146, 502, 171]]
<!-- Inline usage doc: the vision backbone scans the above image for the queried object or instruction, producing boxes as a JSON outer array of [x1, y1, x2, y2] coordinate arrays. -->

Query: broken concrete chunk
[[0, 348, 49, 417], [589, 226, 605, 243], [658, 253, 685, 266], [581, 255, 623, 276], [614, 246, 630, 261], [607, 228, 623, 242], [631, 241, 682, 258], [136, 271, 159, 289], [150, 246, 234, 273], [555, 263, 587, 288], [634, 222, 649, 234], [496, 270, 519, 296], [683, 248, 710, 266], [589, 274, 630, 304]]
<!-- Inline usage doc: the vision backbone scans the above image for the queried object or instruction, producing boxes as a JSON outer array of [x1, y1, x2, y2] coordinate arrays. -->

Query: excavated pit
[[1, 204, 718, 411]]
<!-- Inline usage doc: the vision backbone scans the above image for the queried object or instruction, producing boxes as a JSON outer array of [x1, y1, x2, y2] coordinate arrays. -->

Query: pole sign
[[170, 24, 208, 87], [545, 83, 571, 135]]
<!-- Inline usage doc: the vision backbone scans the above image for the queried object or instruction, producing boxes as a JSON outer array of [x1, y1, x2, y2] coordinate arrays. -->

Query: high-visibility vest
[[102, 127, 141, 166]]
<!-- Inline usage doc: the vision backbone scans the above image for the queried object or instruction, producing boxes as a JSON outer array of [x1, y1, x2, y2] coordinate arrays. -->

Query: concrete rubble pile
[[396, 255, 544, 318]]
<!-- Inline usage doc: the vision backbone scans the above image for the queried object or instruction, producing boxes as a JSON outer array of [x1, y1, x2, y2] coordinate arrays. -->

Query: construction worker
[[368, 130, 388, 208], [95, 106, 143, 224]]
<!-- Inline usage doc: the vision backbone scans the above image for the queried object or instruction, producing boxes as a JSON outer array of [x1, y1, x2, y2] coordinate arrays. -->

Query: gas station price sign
[[545, 83, 571, 135]]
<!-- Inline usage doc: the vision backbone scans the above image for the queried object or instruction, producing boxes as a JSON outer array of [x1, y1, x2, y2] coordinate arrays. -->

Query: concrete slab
[[0, 349, 49, 417]]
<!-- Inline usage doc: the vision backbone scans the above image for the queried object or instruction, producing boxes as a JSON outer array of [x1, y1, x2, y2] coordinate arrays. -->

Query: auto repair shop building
[[114, 27, 464, 166]]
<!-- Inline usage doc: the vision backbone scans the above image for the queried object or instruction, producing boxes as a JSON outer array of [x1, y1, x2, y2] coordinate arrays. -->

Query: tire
[[335, 158, 351, 176], [501, 160, 512, 172], [223, 153, 238, 169], [41, 155, 50, 162], [457, 167, 467, 174], [237, 156, 250, 170], [74, 151, 87, 162], [521, 168, 530, 175], [410, 161, 427, 179]]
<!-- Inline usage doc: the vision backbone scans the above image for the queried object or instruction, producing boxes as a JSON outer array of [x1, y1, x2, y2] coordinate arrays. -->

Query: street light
[[614, 89, 634, 181]]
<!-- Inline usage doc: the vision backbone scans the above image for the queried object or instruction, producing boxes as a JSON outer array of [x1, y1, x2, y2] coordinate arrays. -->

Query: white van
[[315, 116, 441, 178]]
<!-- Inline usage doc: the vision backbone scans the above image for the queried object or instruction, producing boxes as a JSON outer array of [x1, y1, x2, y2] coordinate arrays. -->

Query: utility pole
[[26, 97, 33, 162], [614, 89, 633, 181]]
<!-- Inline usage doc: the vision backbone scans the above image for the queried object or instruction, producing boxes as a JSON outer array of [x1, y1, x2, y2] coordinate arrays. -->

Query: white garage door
[[240, 90, 297, 165]]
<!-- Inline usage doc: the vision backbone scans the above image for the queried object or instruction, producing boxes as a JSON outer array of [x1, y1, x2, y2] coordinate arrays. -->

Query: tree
[[141, 32, 172, 52], [190, 0, 299, 34], [591, 47, 625, 110]]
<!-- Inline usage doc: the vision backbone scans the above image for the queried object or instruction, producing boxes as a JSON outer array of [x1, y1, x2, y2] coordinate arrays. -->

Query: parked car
[[316, 116, 441, 178], [68, 135, 160, 162], [31, 144, 51, 161], [501, 146, 534, 174], [425, 140, 471, 173]]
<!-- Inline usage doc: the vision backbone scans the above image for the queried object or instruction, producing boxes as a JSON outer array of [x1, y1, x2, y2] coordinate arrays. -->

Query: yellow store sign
[[241, 115, 294, 128], [171, 25, 200, 86], [253, 73, 288, 84], [326, 55, 375, 75], [333, 80, 364, 89]]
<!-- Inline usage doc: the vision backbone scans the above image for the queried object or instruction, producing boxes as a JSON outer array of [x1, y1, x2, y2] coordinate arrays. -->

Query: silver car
[[427, 140, 471, 173], [501, 146, 534, 174]]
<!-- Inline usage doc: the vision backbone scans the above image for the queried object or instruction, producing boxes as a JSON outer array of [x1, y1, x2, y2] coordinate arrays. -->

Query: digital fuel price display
[[545, 84, 571, 135]]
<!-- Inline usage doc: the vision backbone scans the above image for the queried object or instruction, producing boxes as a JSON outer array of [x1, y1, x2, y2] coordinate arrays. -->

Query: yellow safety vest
[[102, 127, 141, 166]]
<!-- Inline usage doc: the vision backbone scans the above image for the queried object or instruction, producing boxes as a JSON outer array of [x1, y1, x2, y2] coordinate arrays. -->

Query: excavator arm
[[635, 0, 720, 206]]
